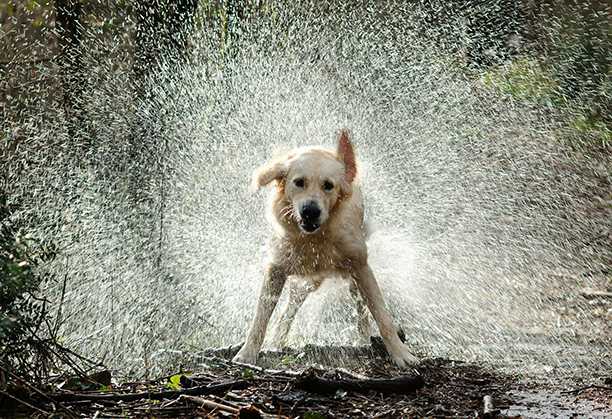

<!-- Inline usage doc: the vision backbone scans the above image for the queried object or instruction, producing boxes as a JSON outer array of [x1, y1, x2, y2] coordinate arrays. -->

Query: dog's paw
[[232, 348, 258, 365], [389, 344, 420, 368], [232, 354, 255, 365]]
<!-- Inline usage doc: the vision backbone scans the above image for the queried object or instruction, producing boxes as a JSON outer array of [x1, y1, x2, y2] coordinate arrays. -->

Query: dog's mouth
[[298, 219, 319, 233]]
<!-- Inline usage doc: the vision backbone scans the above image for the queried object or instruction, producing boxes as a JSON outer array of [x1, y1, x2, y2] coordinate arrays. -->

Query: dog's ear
[[337, 129, 357, 187], [249, 152, 291, 194]]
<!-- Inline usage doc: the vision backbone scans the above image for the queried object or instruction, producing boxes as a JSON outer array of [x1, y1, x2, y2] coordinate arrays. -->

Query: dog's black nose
[[301, 203, 321, 221]]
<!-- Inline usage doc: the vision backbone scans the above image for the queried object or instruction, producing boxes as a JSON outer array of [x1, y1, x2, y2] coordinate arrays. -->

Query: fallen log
[[49, 380, 249, 403], [294, 370, 424, 395]]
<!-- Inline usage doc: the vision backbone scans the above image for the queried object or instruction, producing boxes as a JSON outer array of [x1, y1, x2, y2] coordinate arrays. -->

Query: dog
[[232, 130, 419, 368]]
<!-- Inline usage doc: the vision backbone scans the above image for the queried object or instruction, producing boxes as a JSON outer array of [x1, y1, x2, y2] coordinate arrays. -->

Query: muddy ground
[[2, 344, 611, 419]]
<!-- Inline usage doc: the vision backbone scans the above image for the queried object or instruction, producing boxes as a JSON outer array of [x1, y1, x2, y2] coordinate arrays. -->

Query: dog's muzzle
[[299, 202, 321, 233]]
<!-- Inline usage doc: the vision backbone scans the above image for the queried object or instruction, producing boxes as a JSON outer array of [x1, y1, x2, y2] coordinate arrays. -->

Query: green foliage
[[541, 3, 612, 149], [481, 56, 612, 150], [165, 374, 181, 390], [280, 354, 297, 366], [303, 412, 326, 419], [480, 59, 557, 105], [0, 190, 56, 373], [549, 33, 612, 125], [478, 1, 612, 151], [565, 112, 612, 149]]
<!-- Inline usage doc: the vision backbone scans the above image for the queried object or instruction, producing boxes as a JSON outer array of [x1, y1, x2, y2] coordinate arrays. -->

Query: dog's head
[[251, 130, 357, 234]]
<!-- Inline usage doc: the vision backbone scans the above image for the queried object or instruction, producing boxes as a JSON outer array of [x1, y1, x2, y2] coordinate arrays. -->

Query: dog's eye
[[294, 179, 305, 188], [322, 181, 334, 191]]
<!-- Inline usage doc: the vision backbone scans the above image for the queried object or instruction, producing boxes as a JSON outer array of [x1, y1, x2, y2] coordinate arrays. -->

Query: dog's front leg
[[349, 279, 371, 344], [351, 263, 419, 368], [233, 265, 287, 364]]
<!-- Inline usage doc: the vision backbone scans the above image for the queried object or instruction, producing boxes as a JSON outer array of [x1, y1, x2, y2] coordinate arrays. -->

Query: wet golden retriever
[[233, 130, 419, 367]]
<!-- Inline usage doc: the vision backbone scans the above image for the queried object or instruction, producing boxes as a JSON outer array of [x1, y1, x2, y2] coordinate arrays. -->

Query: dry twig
[[51, 379, 250, 403], [180, 394, 239, 414]]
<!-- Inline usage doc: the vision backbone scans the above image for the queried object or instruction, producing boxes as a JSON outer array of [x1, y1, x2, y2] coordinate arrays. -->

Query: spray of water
[[3, 1, 611, 380]]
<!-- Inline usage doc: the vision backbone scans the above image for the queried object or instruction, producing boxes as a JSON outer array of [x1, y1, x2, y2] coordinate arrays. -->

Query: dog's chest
[[271, 237, 348, 276]]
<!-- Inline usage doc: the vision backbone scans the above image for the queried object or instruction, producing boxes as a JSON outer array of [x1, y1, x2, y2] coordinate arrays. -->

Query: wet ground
[[504, 387, 612, 419], [3, 346, 611, 418]]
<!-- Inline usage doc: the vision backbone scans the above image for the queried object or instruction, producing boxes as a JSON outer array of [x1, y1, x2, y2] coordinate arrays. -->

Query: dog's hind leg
[[270, 278, 314, 348], [233, 265, 287, 364], [349, 279, 371, 344]]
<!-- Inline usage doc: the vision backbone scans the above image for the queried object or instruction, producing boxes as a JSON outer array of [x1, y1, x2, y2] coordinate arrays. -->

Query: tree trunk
[[54, 0, 86, 151]]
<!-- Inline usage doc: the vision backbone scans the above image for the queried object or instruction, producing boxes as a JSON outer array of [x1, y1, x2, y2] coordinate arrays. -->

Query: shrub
[[0, 191, 56, 379]]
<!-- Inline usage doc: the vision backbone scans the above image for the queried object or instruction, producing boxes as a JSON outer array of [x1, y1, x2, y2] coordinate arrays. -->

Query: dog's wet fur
[[233, 130, 419, 368]]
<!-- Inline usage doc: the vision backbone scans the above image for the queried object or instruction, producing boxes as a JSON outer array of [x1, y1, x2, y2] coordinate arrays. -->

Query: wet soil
[[2, 351, 611, 418]]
